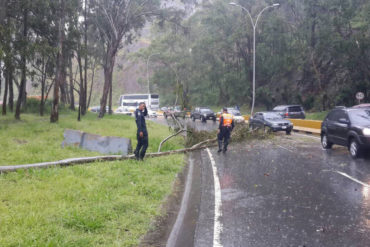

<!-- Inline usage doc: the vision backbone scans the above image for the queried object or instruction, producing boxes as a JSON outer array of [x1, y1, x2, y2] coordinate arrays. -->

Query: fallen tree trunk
[[0, 139, 217, 173], [158, 129, 191, 153]]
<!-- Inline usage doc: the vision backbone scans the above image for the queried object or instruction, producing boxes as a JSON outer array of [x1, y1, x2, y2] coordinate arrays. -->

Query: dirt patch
[[13, 139, 28, 145]]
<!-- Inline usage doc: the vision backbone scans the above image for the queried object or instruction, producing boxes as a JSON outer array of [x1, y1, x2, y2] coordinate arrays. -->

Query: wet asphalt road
[[163, 118, 370, 247]]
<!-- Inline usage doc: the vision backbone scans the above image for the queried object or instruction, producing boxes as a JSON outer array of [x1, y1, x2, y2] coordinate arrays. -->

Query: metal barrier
[[288, 119, 322, 130]]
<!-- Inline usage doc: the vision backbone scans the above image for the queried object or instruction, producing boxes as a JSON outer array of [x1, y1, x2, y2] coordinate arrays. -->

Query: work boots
[[218, 140, 223, 153]]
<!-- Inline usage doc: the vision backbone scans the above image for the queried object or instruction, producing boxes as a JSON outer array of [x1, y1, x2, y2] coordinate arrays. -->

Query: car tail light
[[285, 112, 289, 117]]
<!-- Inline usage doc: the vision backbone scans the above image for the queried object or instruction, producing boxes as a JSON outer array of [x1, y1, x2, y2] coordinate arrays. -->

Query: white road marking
[[334, 170, 370, 188], [206, 148, 223, 247], [166, 156, 194, 247]]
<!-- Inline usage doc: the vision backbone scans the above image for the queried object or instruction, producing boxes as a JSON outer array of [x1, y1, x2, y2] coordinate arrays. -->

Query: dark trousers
[[135, 132, 148, 159], [218, 127, 231, 151]]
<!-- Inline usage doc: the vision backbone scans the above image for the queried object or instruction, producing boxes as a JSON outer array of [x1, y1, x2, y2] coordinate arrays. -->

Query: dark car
[[273, 105, 306, 119], [321, 107, 370, 158], [191, 107, 216, 122], [163, 106, 186, 119], [249, 112, 293, 135]]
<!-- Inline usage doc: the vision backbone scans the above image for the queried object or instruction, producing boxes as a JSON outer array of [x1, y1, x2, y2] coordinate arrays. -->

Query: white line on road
[[166, 156, 194, 247], [206, 148, 223, 247], [334, 170, 370, 188]]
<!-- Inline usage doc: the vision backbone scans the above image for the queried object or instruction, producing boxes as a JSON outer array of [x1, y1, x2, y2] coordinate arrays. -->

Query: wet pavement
[[164, 119, 370, 247]]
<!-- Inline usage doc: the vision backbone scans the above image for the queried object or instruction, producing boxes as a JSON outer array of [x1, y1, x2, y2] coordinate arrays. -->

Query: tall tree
[[91, 0, 162, 118], [50, 0, 66, 123], [15, 3, 28, 120]]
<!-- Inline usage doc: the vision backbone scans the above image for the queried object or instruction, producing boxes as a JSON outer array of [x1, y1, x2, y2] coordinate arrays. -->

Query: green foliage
[[141, 0, 370, 111], [0, 154, 184, 246]]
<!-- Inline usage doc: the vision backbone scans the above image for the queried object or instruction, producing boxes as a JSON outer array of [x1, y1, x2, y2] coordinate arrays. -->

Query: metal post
[[229, 2, 279, 116]]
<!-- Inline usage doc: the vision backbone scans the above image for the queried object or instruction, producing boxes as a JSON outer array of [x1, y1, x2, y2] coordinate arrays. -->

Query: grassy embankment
[[305, 111, 328, 121], [0, 112, 182, 166], [0, 112, 184, 246]]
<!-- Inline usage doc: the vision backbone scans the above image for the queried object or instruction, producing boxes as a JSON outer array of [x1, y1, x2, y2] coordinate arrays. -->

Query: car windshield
[[348, 109, 370, 125], [264, 113, 283, 120], [288, 106, 302, 112], [200, 108, 212, 113]]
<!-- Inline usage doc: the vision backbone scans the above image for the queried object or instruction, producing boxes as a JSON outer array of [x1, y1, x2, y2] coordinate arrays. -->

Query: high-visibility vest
[[222, 113, 233, 127]]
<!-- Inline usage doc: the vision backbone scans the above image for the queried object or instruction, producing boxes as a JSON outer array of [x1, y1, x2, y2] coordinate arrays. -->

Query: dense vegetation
[[0, 0, 183, 121], [1, 0, 370, 120], [141, 0, 370, 111]]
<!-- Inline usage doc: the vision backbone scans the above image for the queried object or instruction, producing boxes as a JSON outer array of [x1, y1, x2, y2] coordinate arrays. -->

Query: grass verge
[[0, 155, 184, 247], [0, 111, 183, 166], [305, 111, 328, 121]]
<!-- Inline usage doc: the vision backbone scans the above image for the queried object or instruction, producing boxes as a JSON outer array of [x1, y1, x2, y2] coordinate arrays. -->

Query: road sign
[[356, 92, 365, 101]]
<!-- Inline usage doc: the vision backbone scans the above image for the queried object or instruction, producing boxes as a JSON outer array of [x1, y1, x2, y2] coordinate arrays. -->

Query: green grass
[[305, 111, 328, 121], [0, 155, 184, 246], [0, 112, 183, 166]]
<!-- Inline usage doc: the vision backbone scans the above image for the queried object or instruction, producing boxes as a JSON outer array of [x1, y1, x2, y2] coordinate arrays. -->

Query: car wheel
[[286, 130, 291, 135], [321, 133, 332, 149], [201, 117, 206, 123], [349, 138, 361, 159]]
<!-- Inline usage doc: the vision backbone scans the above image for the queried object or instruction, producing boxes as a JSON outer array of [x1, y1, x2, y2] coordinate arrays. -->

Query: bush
[[21, 98, 68, 115]]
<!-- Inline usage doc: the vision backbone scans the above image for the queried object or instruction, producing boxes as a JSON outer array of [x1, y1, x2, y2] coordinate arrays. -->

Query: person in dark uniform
[[218, 107, 234, 153], [134, 102, 148, 160]]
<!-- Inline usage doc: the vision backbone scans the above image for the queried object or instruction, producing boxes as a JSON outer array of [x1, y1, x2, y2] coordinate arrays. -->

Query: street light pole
[[229, 2, 279, 116], [146, 53, 160, 94]]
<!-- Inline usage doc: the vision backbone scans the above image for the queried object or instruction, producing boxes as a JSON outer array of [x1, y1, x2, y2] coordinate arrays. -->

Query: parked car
[[273, 105, 306, 119], [163, 106, 186, 119], [114, 106, 132, 116], [249, 112, 293, 135], [226, 108, 245, 123], [191, 107, 216, 122], [147, 109, 158, 118], [89, 106, 112, 114], [321, 107, 370, 158]]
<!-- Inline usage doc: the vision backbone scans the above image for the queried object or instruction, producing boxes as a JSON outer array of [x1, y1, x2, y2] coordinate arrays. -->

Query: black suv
[[273, 105, 306, 119], [321, 107, 370, 158], [191, 107, 216, 122]]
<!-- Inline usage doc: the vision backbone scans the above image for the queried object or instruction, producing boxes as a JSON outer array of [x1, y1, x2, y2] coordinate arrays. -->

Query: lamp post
[[146, 53, 160, 94], [229, 2, 279, 116]]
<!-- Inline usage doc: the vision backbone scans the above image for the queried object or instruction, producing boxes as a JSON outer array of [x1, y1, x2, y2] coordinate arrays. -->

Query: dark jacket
[[135, 107, 148, 134], [219, 114, 235, 130]]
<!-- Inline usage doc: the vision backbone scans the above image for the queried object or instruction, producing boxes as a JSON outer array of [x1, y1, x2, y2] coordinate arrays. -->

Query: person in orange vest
[[218, 107, 234, 153]]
